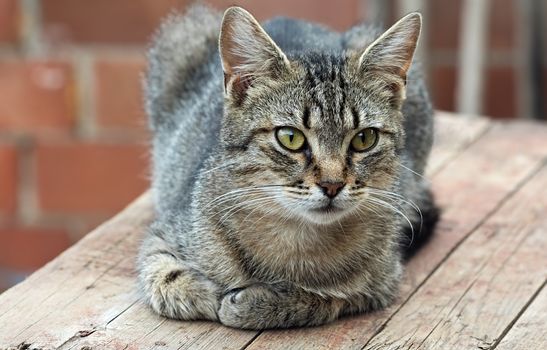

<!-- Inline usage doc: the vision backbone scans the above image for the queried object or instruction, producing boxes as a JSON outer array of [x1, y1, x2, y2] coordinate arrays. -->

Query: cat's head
[[216, 7, 421, 225]]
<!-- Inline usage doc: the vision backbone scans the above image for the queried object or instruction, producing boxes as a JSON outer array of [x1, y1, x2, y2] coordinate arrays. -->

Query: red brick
[[484, 67, 516, 119], [42, 0, 190, 44], [0, 227, 71, 270], [42, 0, 362, 44], [430, 65, 457, 112], [0, 142, 18, 216], [208, 0, 361, 31], [488, 0, 515, 50], [0, 0, 19, 43], [36, 141, 149, 214], [94, 56, 148, 131], [0, 61, 75, 133], [428, 0, 462, 50]]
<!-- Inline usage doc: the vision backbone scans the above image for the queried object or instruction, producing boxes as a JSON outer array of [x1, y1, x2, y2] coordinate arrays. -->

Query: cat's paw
[[147, 268, 220, 321], [218, 284, 278, 329]]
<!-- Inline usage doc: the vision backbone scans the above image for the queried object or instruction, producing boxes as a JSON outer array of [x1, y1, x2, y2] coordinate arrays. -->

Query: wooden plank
[[495, 285, 547, 350], [0, 194, 151, 321], [363, 165, 547, 349], [427, 111, 491, 175], [0, 193, 154, 348], [64, 302, 255, 350], [245, 121, 547, 349], [0, 113, 472, 349], [0, 192, 258, 350], [63, 114, 487, 350], [1, 116, 545, 350]]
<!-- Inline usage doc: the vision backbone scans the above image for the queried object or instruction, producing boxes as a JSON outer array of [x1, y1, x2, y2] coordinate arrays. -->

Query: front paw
[[218, 284, 277, 329]]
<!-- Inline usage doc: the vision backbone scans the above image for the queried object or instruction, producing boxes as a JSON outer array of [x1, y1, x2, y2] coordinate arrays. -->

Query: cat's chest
[[240, 220, 373, 285]]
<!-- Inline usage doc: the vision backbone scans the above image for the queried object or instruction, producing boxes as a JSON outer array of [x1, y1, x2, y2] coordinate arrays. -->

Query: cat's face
[[217, 8, 420, 225]]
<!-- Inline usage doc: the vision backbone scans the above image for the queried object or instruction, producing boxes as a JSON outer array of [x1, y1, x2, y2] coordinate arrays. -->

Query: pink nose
[[317, 181, 345, 198]]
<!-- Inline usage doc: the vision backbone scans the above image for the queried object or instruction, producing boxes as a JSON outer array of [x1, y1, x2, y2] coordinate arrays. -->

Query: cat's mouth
[[310, 202, 343, 214], [301, 201, 351, 225]]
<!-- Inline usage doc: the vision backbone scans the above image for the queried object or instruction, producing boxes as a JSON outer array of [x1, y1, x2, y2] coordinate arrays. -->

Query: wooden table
[[1, 112, 546, 350]]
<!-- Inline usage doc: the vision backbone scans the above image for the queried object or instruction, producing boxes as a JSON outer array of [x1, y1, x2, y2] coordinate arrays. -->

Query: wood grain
[[427, 111, 491, 175], [0, 193, 154, 348], [245, 121, 547, 350], [495, 285, 547, 350], [0, 115, 546, 350], [363, 166, 547, 349]]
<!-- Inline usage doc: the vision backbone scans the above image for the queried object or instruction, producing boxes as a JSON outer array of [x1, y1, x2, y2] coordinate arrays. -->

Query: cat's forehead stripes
[[351, 107, 360, 129], [302, 105, 311, 129], [298, 53, 356, 132]]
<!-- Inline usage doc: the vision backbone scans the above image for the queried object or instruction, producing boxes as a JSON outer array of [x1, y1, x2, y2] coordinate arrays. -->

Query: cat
[[138, 5, 439, 330]]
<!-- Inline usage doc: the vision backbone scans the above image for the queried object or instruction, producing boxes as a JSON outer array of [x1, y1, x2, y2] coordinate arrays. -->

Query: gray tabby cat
[[138, 5, 438, 329]]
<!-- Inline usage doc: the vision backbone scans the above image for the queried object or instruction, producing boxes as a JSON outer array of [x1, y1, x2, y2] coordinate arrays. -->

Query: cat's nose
[[317, 181, 345, 198]]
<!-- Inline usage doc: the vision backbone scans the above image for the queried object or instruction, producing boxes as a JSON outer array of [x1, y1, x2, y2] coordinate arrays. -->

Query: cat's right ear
[[357, 12, 422, 83], [219, 7, 290, 104]]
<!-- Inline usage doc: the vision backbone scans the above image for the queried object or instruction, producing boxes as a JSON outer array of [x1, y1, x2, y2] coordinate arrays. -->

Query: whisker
[[199, 161, 238, 176], [216, 196, 280, 228], [397, 162, 428, 182], [366, 196, 415, 247], [215, 191, 290, 226], [203, 185, 285, 210], [367, 188, 423, 234]]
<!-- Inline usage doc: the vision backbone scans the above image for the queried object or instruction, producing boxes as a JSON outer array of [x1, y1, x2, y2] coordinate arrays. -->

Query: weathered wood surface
[[0, 112, 545, 350]]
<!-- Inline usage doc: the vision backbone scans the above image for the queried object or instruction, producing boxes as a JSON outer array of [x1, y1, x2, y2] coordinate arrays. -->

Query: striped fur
[[138, 5, 438, 329]]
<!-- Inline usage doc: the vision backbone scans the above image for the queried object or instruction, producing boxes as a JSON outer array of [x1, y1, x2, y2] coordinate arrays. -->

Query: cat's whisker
[[353, 207, 374, 233], [353, 186, 423, 231], [366, 188, 423, 234], [337, 220, 347, 236], [204, 190, 266, 211], [252, 203, 290, 232], [203, 185, 284, 210], [216, 194, 285, 227], [215, 200, 273, 230], [257, 194, 304, 225], [397, 162, 428, 182], [205, 184, 308, 213], [367, 188, 420, 213], [240, 196, 286, 227], [367, 196, 416, 248], [356, 202, 388, 224], [199, 161, 239, 176], [215, 194, 277, 219]]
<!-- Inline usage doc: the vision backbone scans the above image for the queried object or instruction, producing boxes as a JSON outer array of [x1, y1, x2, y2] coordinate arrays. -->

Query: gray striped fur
[[138, 5, 437, 329]]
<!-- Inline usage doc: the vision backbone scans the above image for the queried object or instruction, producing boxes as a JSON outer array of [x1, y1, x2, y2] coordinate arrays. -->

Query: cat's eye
[[351, 128, 378, 152], [276, 127, 306, 151]]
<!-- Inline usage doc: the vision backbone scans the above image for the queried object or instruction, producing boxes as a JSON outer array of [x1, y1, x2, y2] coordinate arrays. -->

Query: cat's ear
[[219, 7, 290, 103], [357, 12, 422, 82]]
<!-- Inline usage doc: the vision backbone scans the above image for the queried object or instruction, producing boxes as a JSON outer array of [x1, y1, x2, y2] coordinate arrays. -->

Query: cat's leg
[[218, 283, 351, 329], [137, 228, 220, 320]]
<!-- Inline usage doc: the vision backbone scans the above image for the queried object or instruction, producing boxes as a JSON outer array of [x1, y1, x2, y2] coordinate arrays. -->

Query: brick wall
[[0, 0, 538, 290]]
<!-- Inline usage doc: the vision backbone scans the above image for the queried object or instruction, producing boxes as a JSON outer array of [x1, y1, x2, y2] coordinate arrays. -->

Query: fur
[[138, 5, 438, 329]]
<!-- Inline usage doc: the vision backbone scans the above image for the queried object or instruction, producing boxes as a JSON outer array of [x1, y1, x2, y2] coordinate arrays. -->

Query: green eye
[[351, 128, 378, 152], [276, 127, 306, 151]]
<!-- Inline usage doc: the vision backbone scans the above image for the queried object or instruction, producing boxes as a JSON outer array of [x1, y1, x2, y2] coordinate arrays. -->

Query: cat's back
[[146, 5, 222, 133], [147, 5, 224, 214]]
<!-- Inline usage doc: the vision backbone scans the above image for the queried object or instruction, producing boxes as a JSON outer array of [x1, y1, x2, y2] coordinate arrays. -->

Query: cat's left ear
[[219, 7, 290, 103], [357, 12, 422, 82]]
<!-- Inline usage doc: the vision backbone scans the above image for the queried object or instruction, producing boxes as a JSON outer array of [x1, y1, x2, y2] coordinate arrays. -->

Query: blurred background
[[0, 0, 546, 291]]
